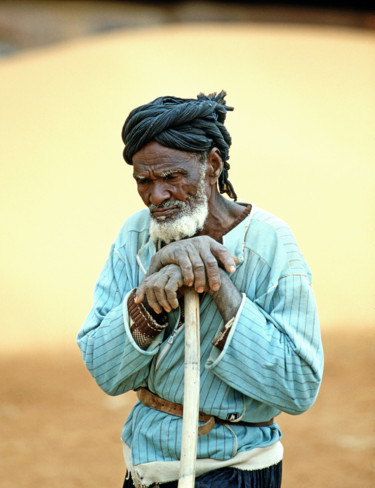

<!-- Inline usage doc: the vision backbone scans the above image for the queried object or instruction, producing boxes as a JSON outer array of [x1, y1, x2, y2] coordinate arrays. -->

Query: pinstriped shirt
[[77, 204, 323, 469]]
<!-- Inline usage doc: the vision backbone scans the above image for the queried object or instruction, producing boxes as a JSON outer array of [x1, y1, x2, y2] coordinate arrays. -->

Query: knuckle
[[180, 264, 193, 275], [146, 288, 154, 299], [165, 292, 177, 304], [164, 283, 175, 293], [210, 278, 221, 287], [151, 283, 159, 292], [146, 297, 156, 308], [205, 257, 218, 268], [192, 263, 205, 272], [218, 246, 231, 256], [179, 255, 191, 265], [145, 275, 156, 286]]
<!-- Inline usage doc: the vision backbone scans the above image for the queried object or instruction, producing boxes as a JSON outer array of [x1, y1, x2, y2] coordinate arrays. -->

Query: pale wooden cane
[[178, 288, 200, 488]]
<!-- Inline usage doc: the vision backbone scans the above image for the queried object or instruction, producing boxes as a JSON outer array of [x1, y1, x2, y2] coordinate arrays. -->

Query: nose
[[149, 182, 170, 206]]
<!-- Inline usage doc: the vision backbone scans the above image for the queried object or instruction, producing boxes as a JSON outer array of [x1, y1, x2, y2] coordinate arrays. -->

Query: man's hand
[[136, 264, 188, 314], [135, 265, 242, 322], [144, 236, 237, 294]]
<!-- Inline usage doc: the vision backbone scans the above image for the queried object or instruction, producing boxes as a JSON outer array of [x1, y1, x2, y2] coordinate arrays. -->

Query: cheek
[[177, 177, 202, 200], [173, 184, 195, 201], [172, 184, 187, 199], [137, 186, 149, 204]]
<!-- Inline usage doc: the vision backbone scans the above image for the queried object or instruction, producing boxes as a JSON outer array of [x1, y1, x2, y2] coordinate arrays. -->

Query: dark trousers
[[123, 462, 282, 488]]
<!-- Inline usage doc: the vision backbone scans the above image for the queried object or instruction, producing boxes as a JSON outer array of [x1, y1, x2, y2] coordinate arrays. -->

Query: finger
[[153, 283, 172, 313], [164, 277, 181, 310], [211, 243, 237, 273], [134, 283, 146, 304], [164, 267, 184, 309], [187, 248, 207, 293], [200, 252, 221, 292], [145, 288, 163, 315], [167, 252, 194, 287]]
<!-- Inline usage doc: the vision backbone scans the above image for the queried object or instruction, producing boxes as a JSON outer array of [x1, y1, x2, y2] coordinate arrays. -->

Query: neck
[[198, 190, 244, 241]]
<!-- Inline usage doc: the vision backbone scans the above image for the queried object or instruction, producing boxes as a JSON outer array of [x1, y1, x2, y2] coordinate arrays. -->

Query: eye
[[164, 174, 178, 180], [136, 178, 151, 185]]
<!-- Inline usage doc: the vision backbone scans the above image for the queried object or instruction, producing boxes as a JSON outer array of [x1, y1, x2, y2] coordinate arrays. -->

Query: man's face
[[132, 141, 208, 243]]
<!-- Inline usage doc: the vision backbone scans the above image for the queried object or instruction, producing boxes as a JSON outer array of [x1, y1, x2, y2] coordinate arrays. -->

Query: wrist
[[142, 297, 168, 324], [127, 289, 168, 350], [209, 270, 241, 323], [212, 316, 235, 350]]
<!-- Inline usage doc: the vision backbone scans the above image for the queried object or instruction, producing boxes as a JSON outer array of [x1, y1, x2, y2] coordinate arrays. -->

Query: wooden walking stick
[[178, 288, 200, 488]]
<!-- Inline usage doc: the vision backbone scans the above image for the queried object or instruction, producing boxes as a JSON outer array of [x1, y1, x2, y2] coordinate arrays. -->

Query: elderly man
[[77, 91, 323, 488]]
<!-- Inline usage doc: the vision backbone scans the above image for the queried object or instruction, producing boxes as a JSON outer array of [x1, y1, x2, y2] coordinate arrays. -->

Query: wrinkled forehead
[[133, 141, 199, 161], [133, 141, 202, 174]]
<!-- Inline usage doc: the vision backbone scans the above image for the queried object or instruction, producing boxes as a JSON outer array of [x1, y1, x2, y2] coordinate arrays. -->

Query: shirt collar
[[222, 202, 254, 267]]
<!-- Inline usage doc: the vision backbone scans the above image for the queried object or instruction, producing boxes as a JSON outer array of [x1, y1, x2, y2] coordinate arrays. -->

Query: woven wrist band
[[128, 289, 168, 349]]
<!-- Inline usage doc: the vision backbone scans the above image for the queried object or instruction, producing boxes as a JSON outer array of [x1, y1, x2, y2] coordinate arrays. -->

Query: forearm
[[209, 268, 242, 322]]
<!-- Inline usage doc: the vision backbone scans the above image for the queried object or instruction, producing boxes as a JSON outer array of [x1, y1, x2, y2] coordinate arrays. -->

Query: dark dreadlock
[[121, 90, 237, 200]]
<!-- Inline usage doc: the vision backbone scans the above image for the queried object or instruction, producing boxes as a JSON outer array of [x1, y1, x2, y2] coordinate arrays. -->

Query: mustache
[[149, 201, 186, 211]]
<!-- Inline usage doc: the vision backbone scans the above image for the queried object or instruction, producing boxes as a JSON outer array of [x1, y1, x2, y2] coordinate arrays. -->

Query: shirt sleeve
[[206, 271, 324, 416], [76, 243, 163, 396]]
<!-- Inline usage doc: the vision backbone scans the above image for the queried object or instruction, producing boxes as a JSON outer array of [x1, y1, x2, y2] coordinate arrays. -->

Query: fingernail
[[229, 265, 236, 273], [212, 284, 220, 291], [197, 287, 204, 293]]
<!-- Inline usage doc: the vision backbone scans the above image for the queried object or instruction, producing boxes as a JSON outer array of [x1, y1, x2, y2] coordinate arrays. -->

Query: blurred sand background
[[0, 1, 374, 487]]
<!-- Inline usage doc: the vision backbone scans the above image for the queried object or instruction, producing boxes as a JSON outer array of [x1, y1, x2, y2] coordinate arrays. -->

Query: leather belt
[[137, 388, 274, 436]]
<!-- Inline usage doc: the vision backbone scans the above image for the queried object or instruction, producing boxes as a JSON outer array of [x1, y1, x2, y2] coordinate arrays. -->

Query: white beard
[[149, 167, 208, 244]]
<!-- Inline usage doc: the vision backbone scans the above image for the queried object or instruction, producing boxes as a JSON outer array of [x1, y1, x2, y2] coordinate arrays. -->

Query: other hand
[[145, 236, 237, 294], [135, 264, 191, 314]]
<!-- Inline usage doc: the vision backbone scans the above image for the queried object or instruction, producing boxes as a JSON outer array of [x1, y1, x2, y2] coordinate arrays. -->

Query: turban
[[121, 91, 237, 200]]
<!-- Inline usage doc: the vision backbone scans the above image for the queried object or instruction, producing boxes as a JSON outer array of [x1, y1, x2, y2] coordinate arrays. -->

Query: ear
[[206, 147, 223, 184]]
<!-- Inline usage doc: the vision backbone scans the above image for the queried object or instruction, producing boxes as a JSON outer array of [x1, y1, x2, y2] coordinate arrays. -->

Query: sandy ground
[[1, 328, 374, 488]]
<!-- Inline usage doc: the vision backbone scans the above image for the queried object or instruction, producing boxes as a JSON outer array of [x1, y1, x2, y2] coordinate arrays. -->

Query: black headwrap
[[121, 90, 237, 200]]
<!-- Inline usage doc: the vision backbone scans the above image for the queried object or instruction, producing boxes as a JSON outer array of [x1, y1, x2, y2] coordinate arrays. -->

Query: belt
[[136, 388, 274, 436]]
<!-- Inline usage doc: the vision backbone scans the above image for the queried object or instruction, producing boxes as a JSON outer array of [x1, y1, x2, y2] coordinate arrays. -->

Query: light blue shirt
[[77, 204, 323, 467]]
